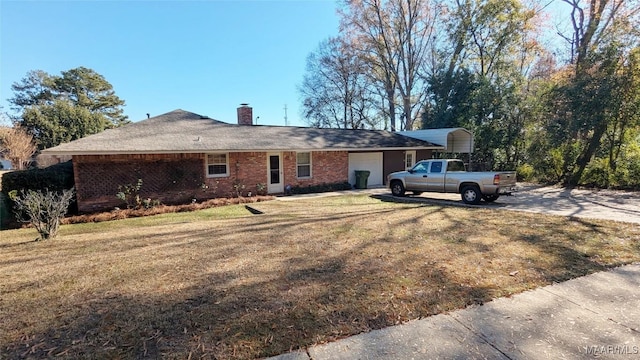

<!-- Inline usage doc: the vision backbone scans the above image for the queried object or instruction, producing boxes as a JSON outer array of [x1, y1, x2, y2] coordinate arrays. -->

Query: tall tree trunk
[[570, 118, 609, 185], [387, 86, 397, 131]]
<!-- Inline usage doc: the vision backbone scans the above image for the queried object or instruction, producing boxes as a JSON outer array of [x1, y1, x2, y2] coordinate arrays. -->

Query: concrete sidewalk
[[269, 264, 640, 360]]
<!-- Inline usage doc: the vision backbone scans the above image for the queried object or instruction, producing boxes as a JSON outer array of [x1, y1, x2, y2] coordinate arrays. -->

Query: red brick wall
[[282, 151, 349, 187], [73, 150, 350, 213], [203, 152, 268, 198], [73, 153, 206, 212], [209, 151, 349, 196]]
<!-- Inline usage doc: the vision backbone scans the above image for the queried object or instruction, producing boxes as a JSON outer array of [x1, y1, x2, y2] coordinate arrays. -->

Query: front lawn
[[1, 195, 639, 359]]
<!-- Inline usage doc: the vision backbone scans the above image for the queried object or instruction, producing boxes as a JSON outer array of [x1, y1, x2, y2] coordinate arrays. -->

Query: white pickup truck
[[387, 159, 517, 204]]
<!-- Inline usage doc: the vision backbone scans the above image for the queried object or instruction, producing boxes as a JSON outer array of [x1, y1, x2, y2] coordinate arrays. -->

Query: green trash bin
[[354, 170, 370, 189]]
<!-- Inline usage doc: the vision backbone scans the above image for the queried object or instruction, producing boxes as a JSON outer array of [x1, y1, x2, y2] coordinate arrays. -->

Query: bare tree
[[300, 36, 380, 129], [340, 0, 438, 131], [0, 126, 37, 170], [559, 0, 639, 67]]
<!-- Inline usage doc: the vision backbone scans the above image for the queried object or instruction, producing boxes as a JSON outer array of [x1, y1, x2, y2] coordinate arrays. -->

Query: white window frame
[[206, 153, 229, 177], [405, 151, 416, 170], [296, 152, 312, 178]]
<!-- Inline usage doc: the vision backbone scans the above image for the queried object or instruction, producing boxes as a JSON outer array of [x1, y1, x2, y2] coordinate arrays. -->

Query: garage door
[[348, 152, 383, 187]]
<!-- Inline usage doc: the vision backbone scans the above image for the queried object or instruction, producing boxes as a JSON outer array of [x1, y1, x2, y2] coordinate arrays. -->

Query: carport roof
[[42, 109, 444, 155], [399, 128, 474, 153]]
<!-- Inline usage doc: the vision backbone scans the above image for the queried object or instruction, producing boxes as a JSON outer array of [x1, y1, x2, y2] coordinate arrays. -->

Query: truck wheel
[[483, 194, 500, 203], [391, 181, 406, 197], [461, 186, 481, 205]]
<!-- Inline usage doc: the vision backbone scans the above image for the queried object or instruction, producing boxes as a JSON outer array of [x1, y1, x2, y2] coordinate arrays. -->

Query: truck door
[[426, 161, 446, 192], [404, 161, 430, 191]]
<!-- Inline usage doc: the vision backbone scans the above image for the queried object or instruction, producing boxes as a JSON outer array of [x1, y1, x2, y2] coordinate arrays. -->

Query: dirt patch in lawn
[[1, 195, 639, 359]]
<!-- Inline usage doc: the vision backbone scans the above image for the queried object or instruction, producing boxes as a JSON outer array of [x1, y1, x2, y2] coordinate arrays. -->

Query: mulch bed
[[61, 195, 275, 224]]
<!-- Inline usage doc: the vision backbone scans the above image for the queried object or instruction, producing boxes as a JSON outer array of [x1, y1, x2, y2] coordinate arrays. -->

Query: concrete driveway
[[391, 184, 640, 224], [271, 188, 640, 360], [279, 184, 640, 224]]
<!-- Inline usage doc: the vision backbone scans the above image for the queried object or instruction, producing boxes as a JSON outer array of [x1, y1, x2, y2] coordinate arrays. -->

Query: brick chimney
[[237, 103, 253, 125]]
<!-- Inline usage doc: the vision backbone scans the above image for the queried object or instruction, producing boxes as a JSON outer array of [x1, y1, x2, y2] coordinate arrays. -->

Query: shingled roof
[[43, 109, 442, 155]]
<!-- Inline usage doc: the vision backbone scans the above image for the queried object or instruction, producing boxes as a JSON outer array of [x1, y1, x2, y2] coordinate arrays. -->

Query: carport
[[398, 128, 474, 153]]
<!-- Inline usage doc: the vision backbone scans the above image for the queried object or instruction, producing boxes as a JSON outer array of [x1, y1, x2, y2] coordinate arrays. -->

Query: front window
[[296, 152, 311, 178], [207, 153, 228, 177]]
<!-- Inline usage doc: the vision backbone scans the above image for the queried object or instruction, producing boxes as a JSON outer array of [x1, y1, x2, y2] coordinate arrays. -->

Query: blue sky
[[0, 0, 340, 127]]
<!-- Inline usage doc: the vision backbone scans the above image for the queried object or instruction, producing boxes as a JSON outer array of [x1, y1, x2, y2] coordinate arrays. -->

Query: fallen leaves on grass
[[1, 195, 639, 359]]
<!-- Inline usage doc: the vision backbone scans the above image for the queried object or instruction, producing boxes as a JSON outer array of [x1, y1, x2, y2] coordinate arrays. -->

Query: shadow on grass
[[3, 253, 495, 359], [2, 196, 638, 359]]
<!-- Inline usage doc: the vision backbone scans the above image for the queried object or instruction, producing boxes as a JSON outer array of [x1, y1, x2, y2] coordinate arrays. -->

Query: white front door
[[267, 152, 284, 194], [405, 151, 416, 170]]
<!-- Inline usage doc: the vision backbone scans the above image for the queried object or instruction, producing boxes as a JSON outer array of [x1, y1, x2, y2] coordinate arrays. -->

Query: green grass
[[1, 195, 639, 359]]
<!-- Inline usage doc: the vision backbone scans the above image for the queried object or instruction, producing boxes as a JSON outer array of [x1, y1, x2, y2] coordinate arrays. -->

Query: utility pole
[[284, 104, 288, 126]]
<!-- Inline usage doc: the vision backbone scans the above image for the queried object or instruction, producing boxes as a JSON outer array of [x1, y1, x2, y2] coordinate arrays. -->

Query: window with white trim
[[206, 153, 229, 177], [296, 152, 311, 178], [405, 151, 416, 170]]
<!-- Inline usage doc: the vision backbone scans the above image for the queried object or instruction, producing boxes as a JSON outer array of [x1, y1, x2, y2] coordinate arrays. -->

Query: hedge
[[1, 161, 76, 221], [1, 161, 74, 195]]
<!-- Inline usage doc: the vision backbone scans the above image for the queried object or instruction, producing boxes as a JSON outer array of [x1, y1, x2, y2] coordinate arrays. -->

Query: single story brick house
[[42, 105, 470, 213]]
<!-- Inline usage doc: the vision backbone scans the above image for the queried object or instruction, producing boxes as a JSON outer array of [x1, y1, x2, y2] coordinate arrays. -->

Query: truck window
[[411, 162, 428, 173], [430, 161, 443, 173], [447, 161, 466, 172]]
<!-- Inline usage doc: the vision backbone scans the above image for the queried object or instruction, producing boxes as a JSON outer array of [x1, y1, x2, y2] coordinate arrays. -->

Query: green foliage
[[116, 179, 144, 209], [424, 68, 478, 129], [232, 181, 246, 198], [141, 198, 162, 209], [21, 100, 111, 149], [289, 182, 352, 195], [516, 163, 534, 182], [9, 67, 129, 149], [256, 183, 267, 196], [1, 162, 76, 226], [0, 192, 10, 230], [1, 161, 75, 198], [532, 43, 640, 186], [12, 188, 75, 240], [580, 141, 640, 189]]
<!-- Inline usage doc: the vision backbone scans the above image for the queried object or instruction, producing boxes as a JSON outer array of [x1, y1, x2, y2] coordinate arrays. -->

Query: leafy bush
[[1, 161, 76, 221], [11, 188, 75, 240], [581, 158, 610, 188], [232, 180, 246, 197], [1, 161, 74, 195], [116, 179, 143, 209], [516, 163, 535, 182], [289, 181, 353, 195], [256, 183, 267, 196], [581, 153, 640, 190], [0, 192, 10, 230]]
